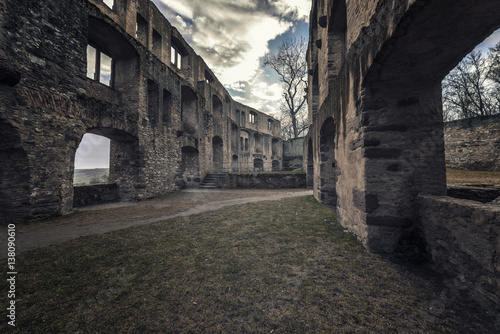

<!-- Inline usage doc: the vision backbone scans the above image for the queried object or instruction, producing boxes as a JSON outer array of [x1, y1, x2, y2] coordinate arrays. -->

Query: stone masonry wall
[[444, 114, 500, 171], [73, 183, 118, 207], [418, 195, 500, 307]]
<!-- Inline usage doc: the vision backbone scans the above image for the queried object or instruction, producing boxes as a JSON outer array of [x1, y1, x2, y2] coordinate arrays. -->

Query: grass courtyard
[[1, 196, 497, 333]]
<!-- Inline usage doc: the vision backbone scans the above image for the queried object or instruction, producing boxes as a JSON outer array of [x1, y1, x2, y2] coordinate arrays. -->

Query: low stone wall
[[418, 195, 500, 307], [444, 114, 500, 171], [220, 173, 306, 189], [447, 185, 500, 203], [73, 183, 119, 208]]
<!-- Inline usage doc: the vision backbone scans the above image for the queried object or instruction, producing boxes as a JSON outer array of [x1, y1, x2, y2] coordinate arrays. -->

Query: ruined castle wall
[[0, 0, 281, 223], [444, 114, 500, 171]]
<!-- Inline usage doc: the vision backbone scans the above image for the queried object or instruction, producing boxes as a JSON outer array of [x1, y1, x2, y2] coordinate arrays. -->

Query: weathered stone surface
[[444, 114, 500, 171], [221, 173, 306, 189], [447, 185, 500, 203], [73, 183, 118, 207], [418, 195, 500, 307], [305, 0, 500, 307]]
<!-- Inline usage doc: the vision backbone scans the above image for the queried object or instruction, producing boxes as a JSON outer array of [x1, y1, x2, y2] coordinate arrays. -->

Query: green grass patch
[[0, 196, 494, 332]]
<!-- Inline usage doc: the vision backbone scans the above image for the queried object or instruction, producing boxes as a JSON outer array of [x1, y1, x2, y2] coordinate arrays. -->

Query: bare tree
[[263, 37, 308, 139], [442, 49, 499, 120]]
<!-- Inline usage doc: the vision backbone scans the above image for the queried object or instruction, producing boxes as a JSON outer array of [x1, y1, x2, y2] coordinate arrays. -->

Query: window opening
[[249, 112, 257, 124], [136, 13, 148, 46], [153, 29, 162, 57], [87, 44, 113, 86], [171, 46, 182, 70], [74, 133, 110, 185]]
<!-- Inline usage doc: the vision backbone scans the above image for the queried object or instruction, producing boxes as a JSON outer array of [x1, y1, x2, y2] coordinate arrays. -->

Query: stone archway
[[318, 117, 337, 208]]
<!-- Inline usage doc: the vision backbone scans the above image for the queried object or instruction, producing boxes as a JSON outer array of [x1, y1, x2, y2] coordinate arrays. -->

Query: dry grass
[[1, 196, 496, 333], [447, 168, 500, 186]]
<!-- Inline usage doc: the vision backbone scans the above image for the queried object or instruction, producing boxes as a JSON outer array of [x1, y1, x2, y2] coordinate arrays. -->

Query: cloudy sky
[[75, 1, 500, 169]]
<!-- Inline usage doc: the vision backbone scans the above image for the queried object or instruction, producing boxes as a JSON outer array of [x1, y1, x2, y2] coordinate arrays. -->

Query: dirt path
[[1, 189, 312, 256]]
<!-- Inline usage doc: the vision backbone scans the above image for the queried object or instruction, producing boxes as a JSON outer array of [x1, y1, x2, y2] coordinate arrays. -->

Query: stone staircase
[[200, 173, 227, 188]]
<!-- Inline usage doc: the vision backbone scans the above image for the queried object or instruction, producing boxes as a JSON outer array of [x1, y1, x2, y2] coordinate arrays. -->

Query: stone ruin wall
[[444, 114, 500, 171], [0, 0, 282, 223], [307, 0, 500, 306]]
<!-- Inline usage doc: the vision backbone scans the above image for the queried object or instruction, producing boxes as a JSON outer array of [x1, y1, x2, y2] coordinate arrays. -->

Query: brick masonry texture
[[444, 114, 500, 171], [306, 0, 500, 306], [0, 0, 283, 223]]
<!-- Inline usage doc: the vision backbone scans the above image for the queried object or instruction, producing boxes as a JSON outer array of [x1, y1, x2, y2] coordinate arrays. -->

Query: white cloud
[[272, 0, 311, 21]]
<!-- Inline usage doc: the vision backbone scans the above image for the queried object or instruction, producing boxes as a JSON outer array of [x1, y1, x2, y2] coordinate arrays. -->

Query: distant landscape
[[74, 168, 109, 185]]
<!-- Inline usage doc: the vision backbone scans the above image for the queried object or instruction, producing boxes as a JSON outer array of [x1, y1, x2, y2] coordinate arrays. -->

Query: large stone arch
[[356, 0, 500, 252]]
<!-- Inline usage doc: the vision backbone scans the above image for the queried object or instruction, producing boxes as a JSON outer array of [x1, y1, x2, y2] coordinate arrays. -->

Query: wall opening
[[162, 89, 172, 125], [181, 85, 198, 137], [212, 136, 224, 172], [307, 137, 314, 188], [272, 138, 279, 157], [241, 130, 249, 151], [441, 29, 500, 175], [0, 119, 30, 223], [249, 111, 257, 124], [74, 133, 110, 186], [87, 44, 113, 86], [88, 16, 139, 91], [272, 160, 280, 171], [136, 13, 148, 47], [180, 146, 200, 188], [232, 155, 239, 172], [147, 80, 159, 127], [152, 29, 162, 58], [327, 0, 347, 84], [318, 117, 337, 208], [231, 123, 238, 154], [254, 133, 263, 154], [254, 158, 264, 172]]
